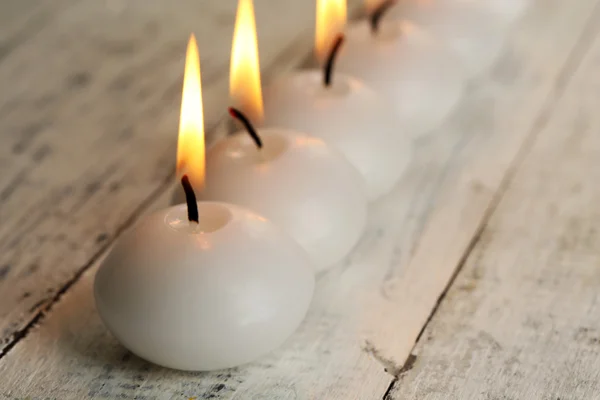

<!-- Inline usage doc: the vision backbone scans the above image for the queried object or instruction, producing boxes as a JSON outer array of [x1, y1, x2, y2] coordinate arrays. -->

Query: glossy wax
[[263, 70, 411, 201], [336, 19, 466, 137], [95, 202, 315, 371], [185, 129, 368, 271], [447, 0, 529, 22]]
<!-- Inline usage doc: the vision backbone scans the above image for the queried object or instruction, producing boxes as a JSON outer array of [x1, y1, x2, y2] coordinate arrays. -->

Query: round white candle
[[263, 69, 411, 201], [386, 0, 512, 73], [371, 0, 529, 23], [95, 201, 315, 371], [336, 19, 466, 137], [180, 128, 368, 271]]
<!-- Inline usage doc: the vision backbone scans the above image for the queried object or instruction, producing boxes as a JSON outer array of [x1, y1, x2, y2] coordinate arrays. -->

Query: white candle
[[384, 0, 518, 73], [325, 0, 466, 137], [194, 120, 368, 271], [263, 41, 411, 201], [95, 35, 314, 371], [95, 201, 314, 371], [192, 0, 367, 271], [368, 0, 529, 23], [437, 0, 529, 22]]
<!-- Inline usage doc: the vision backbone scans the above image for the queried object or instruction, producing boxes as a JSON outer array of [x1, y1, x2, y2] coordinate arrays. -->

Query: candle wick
[[181, 175, 199, 224], [370, 0, 397, 35], [228, 107, 263, 149], [323, 34, 345, 88]]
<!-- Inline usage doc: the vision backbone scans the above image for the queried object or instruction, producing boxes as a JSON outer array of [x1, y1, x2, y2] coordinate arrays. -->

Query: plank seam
[[0, 172, 175, 359]]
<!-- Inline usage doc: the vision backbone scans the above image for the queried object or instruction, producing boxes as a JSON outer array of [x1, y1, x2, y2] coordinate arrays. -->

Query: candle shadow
[[46, 245, 352, 398], [52, 273, 157, 372], [47, 271, 250, 397]]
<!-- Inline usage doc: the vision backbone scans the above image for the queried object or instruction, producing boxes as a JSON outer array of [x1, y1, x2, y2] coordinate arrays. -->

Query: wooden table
[[2, 0, 600, 398]]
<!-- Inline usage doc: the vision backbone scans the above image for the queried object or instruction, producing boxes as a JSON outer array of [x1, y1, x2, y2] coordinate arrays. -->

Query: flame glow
[[177, 34, 205, 190], [230, 0, 264, 125], [316, 0, 347, 64]]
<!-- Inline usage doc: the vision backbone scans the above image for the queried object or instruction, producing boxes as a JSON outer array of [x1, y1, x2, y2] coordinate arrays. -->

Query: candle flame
[[230, 0, 264, 125], [177, 34, 205, 189], [316, 0, 347, 64]]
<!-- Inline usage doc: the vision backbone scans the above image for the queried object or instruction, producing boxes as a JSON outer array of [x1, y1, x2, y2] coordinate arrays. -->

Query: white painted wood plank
[[1, 1, 598, 399], [390, 13, 600, 399], [0, 0, 361, 352], [339, 0, 600, 373], [0, 0, 72, 49]]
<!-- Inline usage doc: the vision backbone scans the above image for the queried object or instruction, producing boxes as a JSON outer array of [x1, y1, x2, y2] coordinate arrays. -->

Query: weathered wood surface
[[1, 0, 599, 399], [389, 8, 600, 399]]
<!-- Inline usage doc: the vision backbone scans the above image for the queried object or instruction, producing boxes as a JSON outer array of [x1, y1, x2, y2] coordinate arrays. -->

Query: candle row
[[94, 0, 529, 372]]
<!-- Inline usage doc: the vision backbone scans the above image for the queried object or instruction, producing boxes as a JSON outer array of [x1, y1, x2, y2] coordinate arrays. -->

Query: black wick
[[181, 175, 199, 223], [324, 34, 345, 87], [370, 0, 397, 34], [228, 107, 263, 149]]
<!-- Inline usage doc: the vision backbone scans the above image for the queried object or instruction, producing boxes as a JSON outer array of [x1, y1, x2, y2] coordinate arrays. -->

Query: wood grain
[[390, 7, 600, 398], [1, 0, 599, 399]]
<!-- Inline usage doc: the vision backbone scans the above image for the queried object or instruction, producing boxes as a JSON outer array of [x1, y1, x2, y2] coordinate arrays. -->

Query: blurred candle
[[263, 34, 411, 201], [380, 0, 526, 73], [365, 0, 529, 21], [333, 0, 467, 137]]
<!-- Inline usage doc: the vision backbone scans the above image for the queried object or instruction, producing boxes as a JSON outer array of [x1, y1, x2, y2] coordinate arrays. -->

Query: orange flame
[[316, 0, 347, 64], [176, 34, 205, 190], [230, 0, 264, 125]]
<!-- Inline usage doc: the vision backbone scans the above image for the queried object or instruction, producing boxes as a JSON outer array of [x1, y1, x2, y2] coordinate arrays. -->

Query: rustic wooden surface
[[1, 0, 600, 399], [389, 6, 600, 398]]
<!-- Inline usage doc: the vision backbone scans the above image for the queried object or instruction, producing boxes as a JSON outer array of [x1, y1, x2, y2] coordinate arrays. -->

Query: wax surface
[[194, 129, 368, 271], [447, 0, 529, 21], [387, 1, 511, 73], [263, 70, 411, 201], [95, 202, 315, 371], [337, 20, 466, 137]]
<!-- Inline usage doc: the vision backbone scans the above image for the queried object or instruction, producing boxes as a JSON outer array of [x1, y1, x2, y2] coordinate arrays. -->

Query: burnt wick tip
[[181, 175, 199, 223], [228, 107, 263, 149], [324, 34, 345, 87], [370, 0, 397, 34]]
